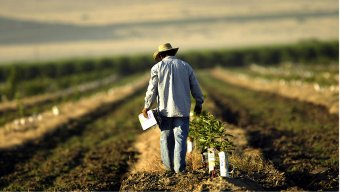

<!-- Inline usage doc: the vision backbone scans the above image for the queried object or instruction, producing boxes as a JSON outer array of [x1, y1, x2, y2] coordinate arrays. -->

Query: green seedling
[[189, 111, 234, 153]]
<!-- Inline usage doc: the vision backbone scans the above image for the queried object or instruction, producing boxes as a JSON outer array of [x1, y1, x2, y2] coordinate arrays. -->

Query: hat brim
[[153, 48, 179, 61]]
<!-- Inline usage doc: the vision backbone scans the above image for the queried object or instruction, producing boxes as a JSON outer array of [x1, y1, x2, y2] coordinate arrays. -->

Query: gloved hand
[[142, 108, 149, 118], [194, 104, 202, 115]]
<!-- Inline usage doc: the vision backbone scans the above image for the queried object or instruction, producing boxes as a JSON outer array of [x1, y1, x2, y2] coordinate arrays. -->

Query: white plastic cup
[[187, 139, 193, 153]]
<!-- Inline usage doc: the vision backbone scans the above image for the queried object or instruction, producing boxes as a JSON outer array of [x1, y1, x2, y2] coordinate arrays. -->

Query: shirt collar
[[163, 56, 176, 60]]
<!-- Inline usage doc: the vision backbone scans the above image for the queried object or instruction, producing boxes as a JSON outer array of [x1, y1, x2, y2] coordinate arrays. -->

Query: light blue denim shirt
[[144, 56, 204, 117]]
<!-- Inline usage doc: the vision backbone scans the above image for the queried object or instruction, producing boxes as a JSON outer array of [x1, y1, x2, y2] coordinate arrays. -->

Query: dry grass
[[230, 148, 286, 187], [187, 150, 205, 171]]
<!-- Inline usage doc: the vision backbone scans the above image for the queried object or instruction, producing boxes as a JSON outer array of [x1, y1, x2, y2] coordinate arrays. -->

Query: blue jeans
[[159, 116, 189, 173]]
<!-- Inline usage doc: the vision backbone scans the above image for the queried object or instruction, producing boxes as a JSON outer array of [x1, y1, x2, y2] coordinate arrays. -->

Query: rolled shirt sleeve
[[144, 64, 158, 109]]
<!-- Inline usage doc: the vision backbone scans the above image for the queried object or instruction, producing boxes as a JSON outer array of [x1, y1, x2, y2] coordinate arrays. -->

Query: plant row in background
[[0, 55, 152, 100], [0, 39, 338, 100], [227, 63, 339, 86], [181, 39, 338, 68]]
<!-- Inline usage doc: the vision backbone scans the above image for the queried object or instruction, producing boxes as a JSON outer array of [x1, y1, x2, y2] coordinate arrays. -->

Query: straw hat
[[153, 43, 179, 61]]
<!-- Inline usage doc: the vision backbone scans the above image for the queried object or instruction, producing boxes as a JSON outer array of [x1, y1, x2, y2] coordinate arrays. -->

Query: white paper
[[138, 110, 157, 130]]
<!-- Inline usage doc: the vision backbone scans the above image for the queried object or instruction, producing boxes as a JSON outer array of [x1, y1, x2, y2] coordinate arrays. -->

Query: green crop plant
[[189, 111, 234, 153]]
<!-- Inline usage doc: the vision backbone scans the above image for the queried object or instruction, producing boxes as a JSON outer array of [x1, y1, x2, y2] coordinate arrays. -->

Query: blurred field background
[[0, 0, 338, 191], [0, 0, 338, 62]]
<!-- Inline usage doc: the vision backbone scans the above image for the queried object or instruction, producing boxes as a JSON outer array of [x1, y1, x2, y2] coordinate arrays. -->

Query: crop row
[[0, 73, 143, 127], [211, 67, 338, 114], [228, 63, 338, 86], [1, 69, 116, 100], [0, 40, 338, 100]]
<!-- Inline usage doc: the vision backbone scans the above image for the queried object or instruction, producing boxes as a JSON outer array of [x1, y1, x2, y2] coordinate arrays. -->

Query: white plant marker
[[28, 116, 34, 123], [13, 119, 19, 126], [37, 114, 43, 121], [187, 138, 193, 153], [208, 148, 215, 173], [52, 106, 60, 116], [218, 151, 229, 177], [20, 118, 26, 125]]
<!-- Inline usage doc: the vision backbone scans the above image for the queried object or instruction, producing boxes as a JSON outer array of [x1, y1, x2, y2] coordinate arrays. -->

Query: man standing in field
[[142, 43, 204, 173]]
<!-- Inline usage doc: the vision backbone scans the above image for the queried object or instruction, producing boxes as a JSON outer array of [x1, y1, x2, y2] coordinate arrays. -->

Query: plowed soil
[[199, 71, 339, 191]]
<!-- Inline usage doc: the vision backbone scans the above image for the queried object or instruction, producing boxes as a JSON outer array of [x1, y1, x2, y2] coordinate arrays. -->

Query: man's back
[[150, 56, 203, 117]]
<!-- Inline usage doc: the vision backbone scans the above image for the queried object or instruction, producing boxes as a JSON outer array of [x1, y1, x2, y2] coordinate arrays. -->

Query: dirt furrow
[[199, 71, 339, 191]]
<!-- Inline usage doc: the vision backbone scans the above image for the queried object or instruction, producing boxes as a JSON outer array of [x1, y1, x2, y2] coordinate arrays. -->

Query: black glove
[[194, 104, 202, 115]]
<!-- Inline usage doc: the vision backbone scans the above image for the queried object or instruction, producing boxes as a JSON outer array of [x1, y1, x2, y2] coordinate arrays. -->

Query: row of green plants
[[0, 55, 151, 83], [2, 39, 337, 82], [181, 40, 338, 68], [1, 69, 115, 101], [0, 56, 145, 100], [0, 40, 338, 100]]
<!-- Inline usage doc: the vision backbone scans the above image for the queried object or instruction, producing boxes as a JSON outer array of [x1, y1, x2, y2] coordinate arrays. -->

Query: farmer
[[142, 43, 204, 173]]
